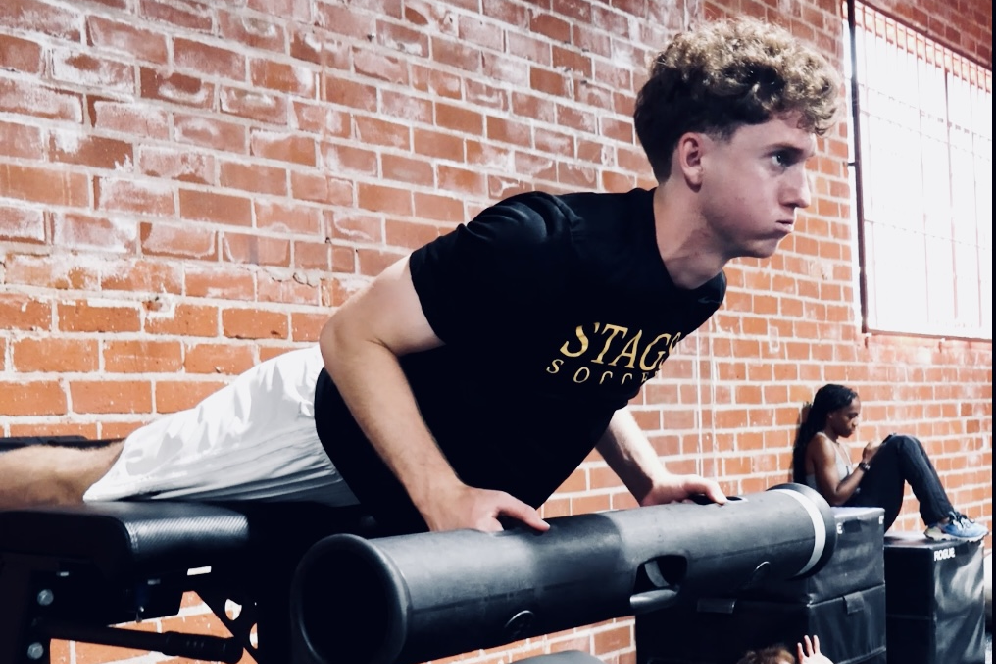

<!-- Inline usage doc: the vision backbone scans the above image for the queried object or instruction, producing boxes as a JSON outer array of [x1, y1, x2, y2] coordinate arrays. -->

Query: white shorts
[[83, 345, 359, 507]]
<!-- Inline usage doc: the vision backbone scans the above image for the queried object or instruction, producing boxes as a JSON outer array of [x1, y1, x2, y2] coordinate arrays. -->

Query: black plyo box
[[883, 534, 985, 664], [742, 506, 885, 604], [635, 583, 887, 664]]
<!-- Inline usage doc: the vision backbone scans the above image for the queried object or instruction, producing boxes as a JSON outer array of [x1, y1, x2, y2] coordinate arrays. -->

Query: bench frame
[[0, 436, 377, 664]]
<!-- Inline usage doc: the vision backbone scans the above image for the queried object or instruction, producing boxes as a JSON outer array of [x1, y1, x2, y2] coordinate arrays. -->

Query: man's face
[[697, 113, 817, 260]]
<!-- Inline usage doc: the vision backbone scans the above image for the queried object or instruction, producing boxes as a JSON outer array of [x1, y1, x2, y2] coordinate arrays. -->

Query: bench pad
[[0, 501, 251, 577]]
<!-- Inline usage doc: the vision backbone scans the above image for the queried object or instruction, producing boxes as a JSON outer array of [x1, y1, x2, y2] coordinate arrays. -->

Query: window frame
[[844, 0, 992, 341]]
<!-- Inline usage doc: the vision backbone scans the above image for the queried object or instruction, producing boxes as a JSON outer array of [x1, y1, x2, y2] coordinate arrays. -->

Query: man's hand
[[596, 410, 727, 509], [638, 473, 727, 507], [420, 482, 551, 533]]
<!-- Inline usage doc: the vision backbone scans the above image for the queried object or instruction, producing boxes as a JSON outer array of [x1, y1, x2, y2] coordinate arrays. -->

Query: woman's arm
[[809, 435, 865, 506]]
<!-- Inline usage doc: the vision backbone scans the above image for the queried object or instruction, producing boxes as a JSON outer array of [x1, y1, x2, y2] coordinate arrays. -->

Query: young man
[[0, 18, 841, 535]]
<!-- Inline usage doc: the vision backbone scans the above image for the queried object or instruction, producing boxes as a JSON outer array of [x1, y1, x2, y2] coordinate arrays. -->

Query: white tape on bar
[[770, 488, 826, 576]]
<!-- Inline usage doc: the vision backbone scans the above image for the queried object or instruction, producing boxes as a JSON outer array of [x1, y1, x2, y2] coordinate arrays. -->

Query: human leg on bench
[[0, 441, 123, 508], [1, 345, 359, 510]]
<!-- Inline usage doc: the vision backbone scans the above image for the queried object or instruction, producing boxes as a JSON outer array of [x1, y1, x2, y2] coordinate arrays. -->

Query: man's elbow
[[320, 312, 390, 372], [319, 314, 350, 370]]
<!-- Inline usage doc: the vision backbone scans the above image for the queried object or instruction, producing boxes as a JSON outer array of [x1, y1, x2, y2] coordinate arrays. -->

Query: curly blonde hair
[[634, 17, 842, 181]]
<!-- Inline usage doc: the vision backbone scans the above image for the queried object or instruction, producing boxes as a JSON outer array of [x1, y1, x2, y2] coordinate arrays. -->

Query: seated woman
[[791, 383, 987, 541]]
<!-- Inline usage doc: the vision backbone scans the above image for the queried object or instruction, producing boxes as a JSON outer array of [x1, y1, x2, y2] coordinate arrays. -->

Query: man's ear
[[674, 132, 707, 187]]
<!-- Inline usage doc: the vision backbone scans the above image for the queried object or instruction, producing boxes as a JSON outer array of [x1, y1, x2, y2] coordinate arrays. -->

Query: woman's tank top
[[804, 432, 852, 491]]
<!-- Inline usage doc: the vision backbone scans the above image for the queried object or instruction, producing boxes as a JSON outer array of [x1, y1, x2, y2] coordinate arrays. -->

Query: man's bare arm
[[596, 409, 726, 506], [320, 256, 548, 532]]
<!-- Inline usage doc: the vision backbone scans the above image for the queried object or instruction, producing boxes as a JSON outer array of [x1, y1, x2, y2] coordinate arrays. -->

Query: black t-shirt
[[315, 188, 725, 533]]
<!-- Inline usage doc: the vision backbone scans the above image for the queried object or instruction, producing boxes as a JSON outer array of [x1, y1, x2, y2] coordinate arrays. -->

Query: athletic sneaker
[[924, 512, 989, 542]]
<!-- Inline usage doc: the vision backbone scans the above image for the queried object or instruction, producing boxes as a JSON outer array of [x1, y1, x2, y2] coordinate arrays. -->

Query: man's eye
[[771, 152, 790, 167]]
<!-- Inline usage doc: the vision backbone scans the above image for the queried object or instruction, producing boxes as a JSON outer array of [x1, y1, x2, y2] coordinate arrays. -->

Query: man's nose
[[789, 170, 813, 209]]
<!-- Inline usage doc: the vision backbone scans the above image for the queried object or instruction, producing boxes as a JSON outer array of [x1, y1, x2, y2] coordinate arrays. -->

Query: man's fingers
[[702, 481, 728, 504], [474, 517, 505, 533], [685, 477, 727, 504], [427, 488, 550, 533], [498, 497, 550, 532]]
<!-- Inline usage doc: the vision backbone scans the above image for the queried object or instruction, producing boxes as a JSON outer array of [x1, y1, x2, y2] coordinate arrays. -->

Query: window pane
[[848, 2, 992, 339]]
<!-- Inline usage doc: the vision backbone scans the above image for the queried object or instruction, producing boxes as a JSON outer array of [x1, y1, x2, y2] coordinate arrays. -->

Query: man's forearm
[[598, 409, 726, 507], [596, 409, 670, 505], [320, 326, 462, 510]]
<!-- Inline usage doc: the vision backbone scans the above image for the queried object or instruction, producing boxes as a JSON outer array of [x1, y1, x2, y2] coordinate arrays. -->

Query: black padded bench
[[0, 437, 380, 664]]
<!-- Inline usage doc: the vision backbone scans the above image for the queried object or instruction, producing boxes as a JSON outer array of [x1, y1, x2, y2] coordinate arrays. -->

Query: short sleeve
[[409, 192, 576, 344]]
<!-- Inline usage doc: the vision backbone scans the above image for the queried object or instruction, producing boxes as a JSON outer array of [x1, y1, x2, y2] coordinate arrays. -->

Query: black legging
[[844, 434, 954, 530]]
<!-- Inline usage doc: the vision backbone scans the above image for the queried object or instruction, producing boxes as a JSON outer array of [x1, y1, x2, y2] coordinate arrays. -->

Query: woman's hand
[[797, 634, 834, 664], [861, 440, 882, 464]]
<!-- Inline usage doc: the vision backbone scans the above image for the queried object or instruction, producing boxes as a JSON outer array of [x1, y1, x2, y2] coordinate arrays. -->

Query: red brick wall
[[861, 0, 992, 66], [0, 1, 991, 663]]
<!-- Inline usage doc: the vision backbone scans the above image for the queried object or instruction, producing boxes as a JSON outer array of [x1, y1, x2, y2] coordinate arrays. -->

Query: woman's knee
[[882, 433, 925, 456]]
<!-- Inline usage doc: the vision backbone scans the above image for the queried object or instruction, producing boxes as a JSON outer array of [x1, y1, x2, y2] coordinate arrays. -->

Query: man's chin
[[736, 240, 783, 261]]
